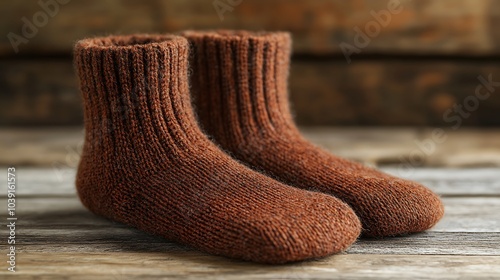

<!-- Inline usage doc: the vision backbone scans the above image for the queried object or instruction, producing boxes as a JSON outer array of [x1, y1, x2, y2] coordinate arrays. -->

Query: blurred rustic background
[[2, 0, 500, 127]]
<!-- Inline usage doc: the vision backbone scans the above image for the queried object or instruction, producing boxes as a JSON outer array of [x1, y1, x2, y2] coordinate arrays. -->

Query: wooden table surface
[[0, 128, 499, 279], [0, 167, 499, 279]]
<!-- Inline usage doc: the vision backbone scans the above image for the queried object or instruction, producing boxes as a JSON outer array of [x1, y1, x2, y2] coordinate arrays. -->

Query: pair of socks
[[74, 31, 444, 264]]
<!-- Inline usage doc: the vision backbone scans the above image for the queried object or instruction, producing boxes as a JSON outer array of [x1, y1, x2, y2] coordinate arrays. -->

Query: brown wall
[[2, 0, 500, 126]]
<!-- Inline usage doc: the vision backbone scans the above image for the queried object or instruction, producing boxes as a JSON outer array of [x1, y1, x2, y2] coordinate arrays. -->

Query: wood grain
[[2, 128, 500, 168], [2, 195, 500, 226], [2, 253, 499, 279], [3, 59, 500, 126], [382, 168, 500, 196], [1, 0, 500, 56], [0, 196, 498, 253], [0, 168, 498, 278], [1, 168, 500, 197], [0, 59, 81, 126], [14, 229, 500, 256], [291, 59, 500, 126]]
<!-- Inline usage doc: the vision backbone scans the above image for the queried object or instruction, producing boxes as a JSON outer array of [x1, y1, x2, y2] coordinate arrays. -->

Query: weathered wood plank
[[0, 177, 498, 278], [1, 253, 499, 279], [1, 0, 499, 56], [0, 164, 500, 197], [301, 128, 500, 168], [1, 196, 499, 252], [2, 129, 500, 170], [14, 230, 500, 256], [1, 166, 499, 197], [430, 197, 500, 232], [0, 128, 84, 167], [0, 60, 81, 126], [290, 60, 500, 126], [382, 168, 500, 195], [0, 167, 79, 197], [5, 196, 500, 232], [350, 232, 500, 255], [3, 59, 500, 126]]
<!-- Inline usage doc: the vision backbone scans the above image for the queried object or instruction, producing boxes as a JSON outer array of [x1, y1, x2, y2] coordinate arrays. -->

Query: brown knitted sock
[[74, 34, 361, 264], [183, 30, 444, 237]]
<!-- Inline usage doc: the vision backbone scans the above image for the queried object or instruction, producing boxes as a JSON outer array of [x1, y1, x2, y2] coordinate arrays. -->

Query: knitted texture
[[74, 34, 361, 264], [184, 30, 444, 237]]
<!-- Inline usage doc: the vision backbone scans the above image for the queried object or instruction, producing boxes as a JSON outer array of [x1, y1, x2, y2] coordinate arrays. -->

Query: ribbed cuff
[[182, 30, 291, 43], [74, 34, 189, 99], [182, 30, 291, 61], [182, 30, 295, 138], [73, 34, 196, 145]]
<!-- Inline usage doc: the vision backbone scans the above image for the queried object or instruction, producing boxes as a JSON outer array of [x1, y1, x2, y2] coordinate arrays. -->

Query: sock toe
[[348, 176, 444, 237], [235, 192, 361, 264]]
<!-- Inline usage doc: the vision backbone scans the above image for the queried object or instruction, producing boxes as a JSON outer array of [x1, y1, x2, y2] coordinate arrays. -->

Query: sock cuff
[[74, 34, 188, 56], [183, 30, 295, 138], [182, 30, 291, 58], [73, 34, 199, 147], [182, 30, 290, 43], [74, 34, 189, 97]]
